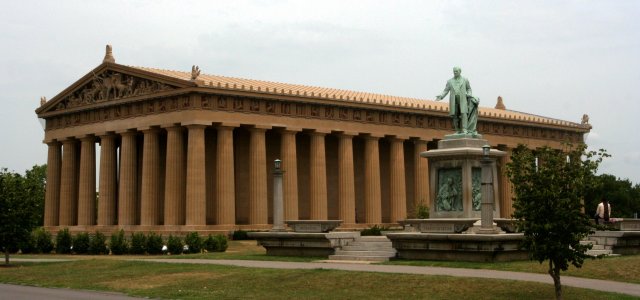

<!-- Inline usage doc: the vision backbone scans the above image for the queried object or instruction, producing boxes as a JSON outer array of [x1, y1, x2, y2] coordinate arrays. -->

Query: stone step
[[341, 245, 395, 251], [327, 255, 393, 262], [590, 244, 605, 250], [334, 250, 396, 257], [359, 236, 392, 241], [586, 249, 613, 256], [579, 240, 594, 246], [346, 241, 393, 248]]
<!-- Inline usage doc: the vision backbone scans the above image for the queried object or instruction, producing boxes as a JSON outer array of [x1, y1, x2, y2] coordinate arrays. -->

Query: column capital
[[61, 137, 77, 144], [308, 130, 328, 136], [160, 123, 181, 129], [334, 131, 358, 137], [46, 140, 61, 146], [163, 125, 184, 132], [252, 124, 272, 130], [388, 135, 409, 141], [116, 129, 137, 136], [96, 131, 116, 138], [412, 138, 428, 145], [249, 126, 268, 133], [139, 127, 161, 133], [363, 134, 382, 140], [184, 124, 208, 130], [280, 127, 302, 133], [78, 134, 97, 142]]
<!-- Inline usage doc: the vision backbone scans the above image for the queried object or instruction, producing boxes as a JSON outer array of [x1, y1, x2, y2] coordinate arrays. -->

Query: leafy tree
[[24, 165, 47, 227], [585, 174, 640, 218], [507, 144, 607, 300], [33, 228, 54, 254], [0, 168, 40, 264]]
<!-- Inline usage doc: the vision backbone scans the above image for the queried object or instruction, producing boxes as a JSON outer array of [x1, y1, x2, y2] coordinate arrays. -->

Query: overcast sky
[[1, 0, 639, 184]]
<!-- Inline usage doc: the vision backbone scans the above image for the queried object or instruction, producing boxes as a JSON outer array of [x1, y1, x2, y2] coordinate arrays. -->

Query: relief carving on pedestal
[[54, 70, 176, 111]]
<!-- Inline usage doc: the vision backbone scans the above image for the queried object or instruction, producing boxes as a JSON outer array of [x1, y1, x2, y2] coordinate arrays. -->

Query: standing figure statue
[[435, 67, 479, 135]]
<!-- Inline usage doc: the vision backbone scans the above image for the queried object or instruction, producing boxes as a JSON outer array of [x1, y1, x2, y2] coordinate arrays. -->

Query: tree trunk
[[548, 260, 562, 300], [4, 251, 8, 265]]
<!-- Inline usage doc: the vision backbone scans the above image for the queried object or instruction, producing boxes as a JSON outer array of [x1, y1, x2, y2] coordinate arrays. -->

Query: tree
[[0, 169, 35, 264], [507, 144, 607, 300], [584, 174, 640, 218]]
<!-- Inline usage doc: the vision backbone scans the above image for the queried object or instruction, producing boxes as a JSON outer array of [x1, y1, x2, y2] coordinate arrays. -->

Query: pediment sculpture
[[54, 70, 176, 111]]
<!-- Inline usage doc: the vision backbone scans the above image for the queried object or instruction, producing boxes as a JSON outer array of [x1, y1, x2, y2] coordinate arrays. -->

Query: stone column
[[78, 136, 96, 226], [309, 131, 328, 220], [98, 134, 117, 226], [413, 140, 429, 209], [164, 126, 186, 225], [44, 141, 61, 227], [59, 139, 78, 226], [280, 129, 299, 221], [186, 124, 206, 226], [500, 147, 514, 218], [389, 137, 407, 223], [118, 131, 138, 225], [338, 133, 356, 224], [216, 125, 236, 225], [249, 127, 268, 225], [364, 135, 382, 224], [140, 128, 161, 226]]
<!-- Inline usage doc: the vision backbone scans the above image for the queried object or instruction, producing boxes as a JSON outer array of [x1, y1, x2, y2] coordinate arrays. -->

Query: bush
[[167, 235, 183, 255], [232, 230, 249, 240], [33, 228, 54, 254], [183, 232, 202, 254], [89, 231, 108, 255], [361, 225, 385, 236], [146, 233, 163, 255], [416, 203, 430, 219], [56, 228, 72, 254], [109, 230, 129, 255], [129, 232, 147, 255], [73, 232, 90, 254], [203, 234, 228, 252]]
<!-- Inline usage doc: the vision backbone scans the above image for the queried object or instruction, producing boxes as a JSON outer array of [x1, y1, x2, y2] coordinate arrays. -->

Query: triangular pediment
[[37, 63, 194, 115]]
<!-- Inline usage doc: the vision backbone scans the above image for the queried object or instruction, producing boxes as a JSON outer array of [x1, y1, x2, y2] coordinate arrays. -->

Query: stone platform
[[385, 232, 527, 262], [248, 231, 359, 257]]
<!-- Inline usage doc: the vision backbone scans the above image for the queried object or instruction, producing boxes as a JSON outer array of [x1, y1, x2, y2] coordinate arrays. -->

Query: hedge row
[[16, 228, 228, 255]]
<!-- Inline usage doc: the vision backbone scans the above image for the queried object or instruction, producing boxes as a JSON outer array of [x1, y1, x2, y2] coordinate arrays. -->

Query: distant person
[[596, 198, 611, 224]]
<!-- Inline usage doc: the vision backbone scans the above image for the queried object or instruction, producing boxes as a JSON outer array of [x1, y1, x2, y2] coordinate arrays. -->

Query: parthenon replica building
[[36, 46, 591, 234]]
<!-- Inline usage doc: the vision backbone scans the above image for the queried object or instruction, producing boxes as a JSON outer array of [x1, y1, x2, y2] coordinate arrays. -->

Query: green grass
[[382, 254, 640, 284], [0, 259, 635, 300]]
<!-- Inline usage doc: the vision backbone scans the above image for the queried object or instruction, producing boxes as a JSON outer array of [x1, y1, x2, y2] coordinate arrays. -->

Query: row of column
[[44, 126, 431, 227]]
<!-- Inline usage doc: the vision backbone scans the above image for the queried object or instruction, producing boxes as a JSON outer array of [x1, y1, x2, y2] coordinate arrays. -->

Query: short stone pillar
[[271, 159, 285, 231], [477, 145, 502, 234]]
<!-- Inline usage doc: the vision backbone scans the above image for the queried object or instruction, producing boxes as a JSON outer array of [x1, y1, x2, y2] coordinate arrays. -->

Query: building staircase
[[580, 240, 619, 257], [328, 236, 397, 262]]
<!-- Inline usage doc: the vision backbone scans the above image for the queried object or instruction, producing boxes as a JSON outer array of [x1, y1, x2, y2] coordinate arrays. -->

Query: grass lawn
[[0, 259, 635, 300], [382, 254, 640, 284]]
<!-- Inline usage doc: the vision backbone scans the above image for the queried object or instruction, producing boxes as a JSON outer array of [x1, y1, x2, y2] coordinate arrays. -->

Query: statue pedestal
[[421, 138, 505, 219]]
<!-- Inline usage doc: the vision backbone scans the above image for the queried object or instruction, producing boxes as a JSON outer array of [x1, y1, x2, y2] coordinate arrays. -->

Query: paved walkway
[[0, 283, 145, 300], [9, 258, 640, 297]]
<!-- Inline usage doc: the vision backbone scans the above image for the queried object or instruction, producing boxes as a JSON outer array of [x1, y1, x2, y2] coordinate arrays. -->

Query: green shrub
[[416, 203, 430, 219], [146, 233, 163, 255], [73, 232, 90, 254], [184, 232, 202, 254], [109, 229, 129, 255], [56, 228, 72, 254], [232, 230, 249, 240], [167, 235, 183, 255], [361, 225, 385, 236], [89, 231, 108, 255], [33, 228, 54, 254], [129, 232, 147, 255], [204, 234, 228, 252]]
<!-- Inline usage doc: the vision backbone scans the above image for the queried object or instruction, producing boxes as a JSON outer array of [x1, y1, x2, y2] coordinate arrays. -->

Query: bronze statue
[[436, 67, 479, 135]]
